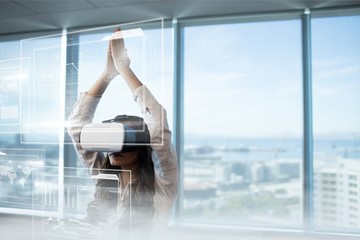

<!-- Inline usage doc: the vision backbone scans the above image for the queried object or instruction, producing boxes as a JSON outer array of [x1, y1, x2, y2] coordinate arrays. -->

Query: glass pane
[[0, 35, 62, 212], [32, 167, 131, 239], [20, 35, 63, 143], [183, 19, 303, 227], [0, 41, 21, 132], [312, 15, 360, 232]]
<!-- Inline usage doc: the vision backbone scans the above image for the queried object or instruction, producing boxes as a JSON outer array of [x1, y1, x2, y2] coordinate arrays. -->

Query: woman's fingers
[[110, 28, 130, 70]]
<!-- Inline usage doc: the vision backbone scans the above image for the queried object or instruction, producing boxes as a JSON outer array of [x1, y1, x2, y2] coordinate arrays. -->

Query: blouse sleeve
[[133, 85, 179, 201], [67, 92, 107, 174]]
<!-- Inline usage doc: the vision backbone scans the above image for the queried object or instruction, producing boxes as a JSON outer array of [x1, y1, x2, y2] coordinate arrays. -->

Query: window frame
[[173, 10, 306, 230], [171, 7, 360, 238]]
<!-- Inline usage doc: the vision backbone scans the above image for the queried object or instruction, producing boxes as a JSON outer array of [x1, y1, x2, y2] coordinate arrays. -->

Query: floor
[[0, 213, 359, 240]]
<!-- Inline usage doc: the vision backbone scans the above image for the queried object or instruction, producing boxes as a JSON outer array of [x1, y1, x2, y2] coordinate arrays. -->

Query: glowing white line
[[101, 28, 144, 41]]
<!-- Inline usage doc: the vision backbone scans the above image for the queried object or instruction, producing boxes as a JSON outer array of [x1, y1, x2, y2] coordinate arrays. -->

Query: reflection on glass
[[32, 167, 130, 240], [183, 20, 303, 227], [0, 149, 39, 206], [0, 42, 26, 133], [0, 162, 132, 239], [0, 59, 21, 124], [20, 35, 62, 143], [0, 38, 61, 213], [312, 15, 360, 231]]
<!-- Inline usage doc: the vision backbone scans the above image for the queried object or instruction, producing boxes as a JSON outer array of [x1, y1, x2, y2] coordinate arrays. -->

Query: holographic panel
[[0, 148, 44, 209], [19, 18, 166, 147], [32, 167, 131, 240], [0, 58, 29, 133]]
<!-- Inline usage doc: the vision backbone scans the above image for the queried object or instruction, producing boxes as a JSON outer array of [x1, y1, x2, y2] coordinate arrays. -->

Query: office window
[[0, 34, 62, 211], [312, 15, 360, 231], [182, 19, 303, 227]]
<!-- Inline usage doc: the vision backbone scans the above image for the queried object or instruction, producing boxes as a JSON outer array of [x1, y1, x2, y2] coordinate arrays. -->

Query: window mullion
[[302, 8, 314, 232]]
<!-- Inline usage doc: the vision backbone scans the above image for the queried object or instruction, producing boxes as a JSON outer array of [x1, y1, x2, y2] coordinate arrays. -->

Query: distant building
[[314, 158, 360, 229], [250, 162, 274, 183], [277, 160, 300, 180]]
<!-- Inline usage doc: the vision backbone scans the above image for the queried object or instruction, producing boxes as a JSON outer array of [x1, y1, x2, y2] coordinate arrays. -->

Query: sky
[[182, 16, 360, 138], [311, 16, 360, 136], [183, 20, 303, 138]]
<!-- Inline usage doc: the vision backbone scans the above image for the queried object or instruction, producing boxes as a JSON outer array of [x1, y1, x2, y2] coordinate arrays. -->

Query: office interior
[[0, 1, 359, 239]]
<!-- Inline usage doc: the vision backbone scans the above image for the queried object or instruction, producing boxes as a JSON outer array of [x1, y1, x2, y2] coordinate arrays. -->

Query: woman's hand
[[103, 41, 119, 81], [87, 28, 134, 97], [102, 28, 131, 81], [111, 27, 131, 73]]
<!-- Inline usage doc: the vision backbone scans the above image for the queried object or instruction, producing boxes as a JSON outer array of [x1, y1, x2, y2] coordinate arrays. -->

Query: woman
[[67, 28, 178, 233]]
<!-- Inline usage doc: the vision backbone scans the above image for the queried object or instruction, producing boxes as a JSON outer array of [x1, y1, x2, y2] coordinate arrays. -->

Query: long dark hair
[[100, 115, 156, 228], [101, 146, 155, 224]]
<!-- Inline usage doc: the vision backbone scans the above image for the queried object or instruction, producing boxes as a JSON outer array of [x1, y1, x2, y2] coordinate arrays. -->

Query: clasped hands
[[104, 27, 131, 80]]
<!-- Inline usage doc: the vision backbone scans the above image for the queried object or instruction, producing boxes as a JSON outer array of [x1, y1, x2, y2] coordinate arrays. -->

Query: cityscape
[[181, 135, 360, 231], [1, 132, 359, 231]]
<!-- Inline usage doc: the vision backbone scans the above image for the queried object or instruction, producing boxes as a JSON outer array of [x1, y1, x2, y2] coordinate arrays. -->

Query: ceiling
[[0, 0, 359, 36]]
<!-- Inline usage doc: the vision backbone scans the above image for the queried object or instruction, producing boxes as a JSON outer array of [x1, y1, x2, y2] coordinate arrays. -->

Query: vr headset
[[79, 115, 150, 152]]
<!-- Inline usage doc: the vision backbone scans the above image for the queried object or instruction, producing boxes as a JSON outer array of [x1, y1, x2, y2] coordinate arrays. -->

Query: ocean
[[183, 136, 360, 162]]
